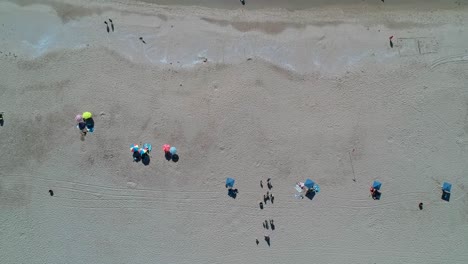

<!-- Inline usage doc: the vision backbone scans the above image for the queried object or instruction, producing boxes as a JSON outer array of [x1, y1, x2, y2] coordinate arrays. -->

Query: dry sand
[[1, 0, 468, 263]]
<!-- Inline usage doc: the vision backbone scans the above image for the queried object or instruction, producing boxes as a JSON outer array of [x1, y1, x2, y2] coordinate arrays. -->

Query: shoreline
[[131, 0, 464, 11]]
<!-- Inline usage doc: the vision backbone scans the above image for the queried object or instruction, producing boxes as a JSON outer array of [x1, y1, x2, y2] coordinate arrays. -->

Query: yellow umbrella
[[82, 112, 92, 120]]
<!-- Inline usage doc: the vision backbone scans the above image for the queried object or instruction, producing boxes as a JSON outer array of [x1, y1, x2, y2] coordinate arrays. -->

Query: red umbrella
[[162, 144, 171, 153]]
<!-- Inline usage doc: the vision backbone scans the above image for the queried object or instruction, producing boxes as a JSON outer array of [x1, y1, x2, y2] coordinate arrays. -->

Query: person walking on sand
[[260, 180, 263, 188], [419, 202, 423, 210]]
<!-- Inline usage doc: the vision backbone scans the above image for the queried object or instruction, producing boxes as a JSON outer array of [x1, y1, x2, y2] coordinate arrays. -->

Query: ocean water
[[134, 0, 453, 10]]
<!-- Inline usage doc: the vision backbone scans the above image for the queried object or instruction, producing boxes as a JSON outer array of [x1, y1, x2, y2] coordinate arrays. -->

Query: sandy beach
[[1, 0, 468, 263]]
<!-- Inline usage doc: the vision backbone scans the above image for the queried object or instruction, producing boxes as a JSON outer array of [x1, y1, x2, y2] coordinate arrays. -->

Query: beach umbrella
[[304, 179, 315, 189], [313, 184, 320, 193], [139, 148, 148, 155], [162, 144, 171, 153], [82, 111, 92, 120], [226, 177, 235, 188], [143, 143, 152, 152], [372, 181, 382, 191], [75, 114, 83, 123], [442, 182, 452, 193], [130, 144, 139, 152], [169, 146, 177, 155]]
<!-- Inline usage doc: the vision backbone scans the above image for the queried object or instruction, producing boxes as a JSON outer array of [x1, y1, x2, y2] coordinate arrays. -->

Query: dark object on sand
[[264, 235, 270, 246], [139, 37, 146, 44], [133, 151, 142, 162], [260, 180, 263, 188], [270, 194, 274, 203], [419, 202, 423, 210], [165, 151, 172, 161], [263, 194, 268, 203], [264, 220, 269, 229], [0, 112, 4, 126], [104, 21, 109, 33], [172, 154, 179, 162], [381, 0, 384, 2], [109, 19, 114, 32], [389, 35, 394, 48], [270, 219, 275, 230], [240, 0, 246, 5], [259, 202, 263, 209], [256, 238, 259, 245], [228, 188, 238, 199], [49, 190, 54, 196], [441, 182, 452, 202]]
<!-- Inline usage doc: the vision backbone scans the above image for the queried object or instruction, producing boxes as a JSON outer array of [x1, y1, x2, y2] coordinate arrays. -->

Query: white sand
[[1, 1, 468, 263]]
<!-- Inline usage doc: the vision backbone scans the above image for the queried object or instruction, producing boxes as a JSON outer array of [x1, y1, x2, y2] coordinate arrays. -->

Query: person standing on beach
[[240, 0, 246, 6]]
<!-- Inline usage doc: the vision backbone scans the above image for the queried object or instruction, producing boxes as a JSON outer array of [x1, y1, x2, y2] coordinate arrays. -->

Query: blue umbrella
[[373, 181, 382, 190], [143, 143, 152, 152], [442, 182, 452, 193], [304, 179, 315, 189], [169, 146, 177, 155], [313, 184, 320, 193], [226, 177, 235, 188]]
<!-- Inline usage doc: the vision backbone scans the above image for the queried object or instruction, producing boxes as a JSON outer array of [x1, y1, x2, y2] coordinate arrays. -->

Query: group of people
[[75, 112, 94, 138]]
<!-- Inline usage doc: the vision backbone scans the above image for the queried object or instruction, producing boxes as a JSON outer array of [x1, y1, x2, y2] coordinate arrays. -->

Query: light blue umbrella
[[372, 181, 382, 191], [143, 143, 152, 152], [304, 179, 315, 189], [169, 146, 177, 155], [226, 177, 235, 188], [442, 182, 452, 193], [313, 184, 320, 193]]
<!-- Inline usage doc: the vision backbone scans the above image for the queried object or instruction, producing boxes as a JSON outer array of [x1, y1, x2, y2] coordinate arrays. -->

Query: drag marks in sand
[[2, 174, 463, 214], [430, 53, 468, 70]]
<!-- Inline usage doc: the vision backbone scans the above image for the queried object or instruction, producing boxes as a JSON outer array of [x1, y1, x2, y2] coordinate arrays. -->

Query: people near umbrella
[[370, 180, 382, 200], [162, 144, 179, 162], [82, 111, 94, 132], [75, 114, 88, 137], [441, 182, 452, 202], [130, 143, 152, 164]]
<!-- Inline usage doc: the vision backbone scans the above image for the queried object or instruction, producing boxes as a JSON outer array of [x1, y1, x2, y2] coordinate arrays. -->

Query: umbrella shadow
[[85, 118, 94, 130], [133, 152, 142, 162], [305, 190, 316, 200], [228, 188, 238, 199], [441, 191, 450, 202], [164, 152, 180, 162], [372, 190, 381, 200], [142, 154, 150, 166]]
